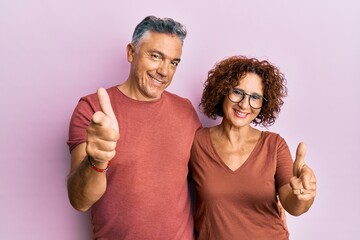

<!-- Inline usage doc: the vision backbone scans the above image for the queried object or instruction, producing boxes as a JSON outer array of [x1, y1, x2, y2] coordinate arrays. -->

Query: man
[[67, 16, 201, 239]]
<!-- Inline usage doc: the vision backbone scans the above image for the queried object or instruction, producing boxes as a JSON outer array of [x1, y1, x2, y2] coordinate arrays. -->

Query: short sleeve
[[67, 96, 98, 152], [275, 136, 293, 190]]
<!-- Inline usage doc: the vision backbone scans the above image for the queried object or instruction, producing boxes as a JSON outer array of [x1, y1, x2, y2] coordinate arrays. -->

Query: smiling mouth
[[234, 109, 249, 118], [149, 74, 166, 86]]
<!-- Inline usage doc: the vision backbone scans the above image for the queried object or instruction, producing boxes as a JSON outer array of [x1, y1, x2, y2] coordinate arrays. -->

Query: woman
[[189, 56, 317, 239]]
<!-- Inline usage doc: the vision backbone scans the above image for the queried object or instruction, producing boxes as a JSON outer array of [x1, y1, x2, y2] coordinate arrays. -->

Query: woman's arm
[[278, 143, 317, 216]]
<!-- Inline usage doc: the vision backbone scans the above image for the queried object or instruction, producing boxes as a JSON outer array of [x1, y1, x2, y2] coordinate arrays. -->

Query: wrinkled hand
[[86, 88, 119, 163], [289, 142, 317, 201]]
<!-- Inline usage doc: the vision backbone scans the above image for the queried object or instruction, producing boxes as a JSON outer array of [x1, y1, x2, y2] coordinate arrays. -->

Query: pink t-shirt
[[189, 128, 293, 240], [68, 87, 201, 239]]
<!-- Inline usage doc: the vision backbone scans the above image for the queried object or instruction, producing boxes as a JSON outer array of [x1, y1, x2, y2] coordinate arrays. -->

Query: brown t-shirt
[[189, 128, 293, 240], [67, 87, 201, 239]]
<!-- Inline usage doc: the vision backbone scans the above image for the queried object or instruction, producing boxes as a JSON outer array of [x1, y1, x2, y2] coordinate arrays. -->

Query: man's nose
[[156, 60, 170, 77]]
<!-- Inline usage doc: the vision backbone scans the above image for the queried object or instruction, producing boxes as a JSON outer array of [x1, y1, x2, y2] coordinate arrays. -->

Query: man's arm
[[67, 143, 108, 212], [67, 88, 119, 212]]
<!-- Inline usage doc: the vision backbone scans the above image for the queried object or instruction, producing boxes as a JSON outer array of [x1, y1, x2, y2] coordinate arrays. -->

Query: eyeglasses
[[228, 88, 268, 109]]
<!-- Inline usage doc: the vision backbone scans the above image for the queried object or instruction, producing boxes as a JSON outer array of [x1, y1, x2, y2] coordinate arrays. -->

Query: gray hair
[[131, 16, 187, 47]]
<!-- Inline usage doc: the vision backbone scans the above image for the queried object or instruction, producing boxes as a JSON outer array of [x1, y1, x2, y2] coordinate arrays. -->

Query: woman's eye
[[233, 89, 244, 95], [251, 95, 262, 101]]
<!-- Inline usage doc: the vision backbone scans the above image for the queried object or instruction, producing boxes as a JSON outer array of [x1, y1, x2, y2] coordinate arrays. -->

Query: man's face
[[127, 31, 183, 101]]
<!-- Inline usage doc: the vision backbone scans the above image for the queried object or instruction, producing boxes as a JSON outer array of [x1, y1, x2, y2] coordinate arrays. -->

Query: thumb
[[293, 142, 307, 177]]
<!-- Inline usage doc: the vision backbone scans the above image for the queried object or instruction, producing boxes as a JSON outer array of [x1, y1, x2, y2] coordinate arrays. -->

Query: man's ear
[[126, 43, 135, 62]]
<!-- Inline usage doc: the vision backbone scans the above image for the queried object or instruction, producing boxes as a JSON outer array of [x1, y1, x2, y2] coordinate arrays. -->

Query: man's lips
[[149, 74, 166, 86]]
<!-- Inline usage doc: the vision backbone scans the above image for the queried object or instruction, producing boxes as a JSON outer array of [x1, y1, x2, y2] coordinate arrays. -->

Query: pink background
[[1, 0, 359, 239]]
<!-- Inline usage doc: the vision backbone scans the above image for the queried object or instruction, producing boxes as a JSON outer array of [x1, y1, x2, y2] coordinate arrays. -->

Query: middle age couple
[[67, 15, 317, 240]]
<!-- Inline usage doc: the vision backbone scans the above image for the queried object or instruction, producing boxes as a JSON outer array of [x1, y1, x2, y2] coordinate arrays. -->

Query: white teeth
[[151, 76, 163, 84], [235, 110, 247, 116]]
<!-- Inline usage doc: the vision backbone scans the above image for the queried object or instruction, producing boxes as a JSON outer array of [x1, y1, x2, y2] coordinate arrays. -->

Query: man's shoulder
[[163, 90, 187, 99], [163, 91, 200, 125], [163, 91, 192, 105], [80, 86, 118, 102]]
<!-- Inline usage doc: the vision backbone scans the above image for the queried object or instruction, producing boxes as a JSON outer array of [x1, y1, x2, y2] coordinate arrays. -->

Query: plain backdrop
[[1, 0, 359, 239]]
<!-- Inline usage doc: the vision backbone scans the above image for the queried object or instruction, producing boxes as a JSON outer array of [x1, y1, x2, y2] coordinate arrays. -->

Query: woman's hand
[[290, 142, 317, 201], [279, 142, 317, 216]]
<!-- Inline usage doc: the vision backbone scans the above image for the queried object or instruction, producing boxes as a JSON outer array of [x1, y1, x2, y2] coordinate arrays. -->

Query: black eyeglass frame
[[228, 88, 268, 109]]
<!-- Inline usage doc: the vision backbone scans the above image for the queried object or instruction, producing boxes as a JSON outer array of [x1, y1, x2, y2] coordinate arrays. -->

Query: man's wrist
[[87, 156, 111, 173]]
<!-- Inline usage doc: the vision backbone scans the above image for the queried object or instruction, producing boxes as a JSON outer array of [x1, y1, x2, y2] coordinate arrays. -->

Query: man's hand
[[289, 142, 317, 201], [86, 88, 119, 163]]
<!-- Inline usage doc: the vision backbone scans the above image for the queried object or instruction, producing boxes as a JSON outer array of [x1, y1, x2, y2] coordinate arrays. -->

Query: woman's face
[[222, 72, 264, 128]]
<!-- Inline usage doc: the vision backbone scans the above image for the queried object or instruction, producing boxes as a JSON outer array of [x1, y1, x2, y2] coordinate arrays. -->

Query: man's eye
[[171, 61, 179, 67], [151, 54, 161, 60]]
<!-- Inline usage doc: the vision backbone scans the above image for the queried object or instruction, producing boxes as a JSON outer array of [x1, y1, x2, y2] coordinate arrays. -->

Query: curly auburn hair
[[200, 55, 287, 127]]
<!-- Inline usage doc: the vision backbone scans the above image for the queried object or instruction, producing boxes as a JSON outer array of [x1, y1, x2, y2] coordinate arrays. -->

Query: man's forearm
[[67, 157, 107, 212]]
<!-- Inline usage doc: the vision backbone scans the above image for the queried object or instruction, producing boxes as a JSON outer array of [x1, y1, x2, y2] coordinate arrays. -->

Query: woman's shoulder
[[261, 130, 286, 144], [195, 127, 210, 137]]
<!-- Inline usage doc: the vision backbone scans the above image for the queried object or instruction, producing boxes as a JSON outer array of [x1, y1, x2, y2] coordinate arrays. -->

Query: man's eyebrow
[[150, 50, 164, 56]]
